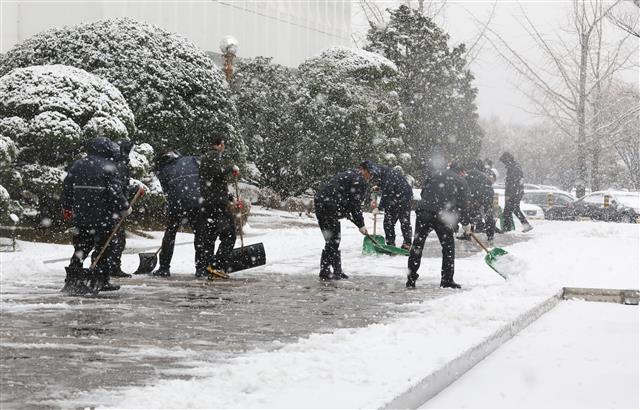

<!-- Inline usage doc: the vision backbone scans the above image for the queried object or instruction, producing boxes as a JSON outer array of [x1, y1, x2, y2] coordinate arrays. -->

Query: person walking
[[359, 161, 413, 250], [499, 152, 533, 233], [153, 150, 205, 277], [199, 135, 239, 278], [61, 137, 131, 293], [314, 169, 369, 281], [406, 152, 471, 289]]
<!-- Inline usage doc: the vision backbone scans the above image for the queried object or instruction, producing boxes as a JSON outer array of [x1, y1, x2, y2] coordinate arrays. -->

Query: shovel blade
[[134, 253, 158, 275], [362, 234, 386, 255], [61, 266, 97, 296], [228, 243, 266, 273], [484, 247, 509, 279]]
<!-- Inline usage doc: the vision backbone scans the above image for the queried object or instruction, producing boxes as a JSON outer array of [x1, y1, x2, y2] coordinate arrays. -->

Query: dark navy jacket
[[314, 170, 367, 228], [156, 155, 201, 214], [62, 137, 129, 227], [368, 163, 412, 211], [501, 153, 524, 199], [465, 168, 494, 205], [416, 163, 470, 226]]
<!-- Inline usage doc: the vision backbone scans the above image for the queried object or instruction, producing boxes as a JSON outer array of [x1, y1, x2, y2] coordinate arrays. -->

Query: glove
[[359, 226, 368, 235], [231, 165, 240, 177], [138, 185, 146, 197], [121, 207, 133, 217], [63, 209, 73, 222], [372, 207, 380, 215], [370, 200, 377, 209], [462, 224, 472, 235], [237, 200, 244, 210]]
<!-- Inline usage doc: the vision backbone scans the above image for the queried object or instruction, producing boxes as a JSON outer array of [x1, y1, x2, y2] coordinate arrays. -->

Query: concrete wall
[[1, 0, 352, 67]]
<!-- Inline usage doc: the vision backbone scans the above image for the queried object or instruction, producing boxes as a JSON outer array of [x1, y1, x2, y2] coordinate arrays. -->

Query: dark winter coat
[[62, 137, 129, 227], [368, 163, 412, 211], [465, 167, 494, 205], [199, 149, 233, 208], [314, 170, 367, 228], [157, 154, 202, 214], [500, 152, 524, 199], [416, 162, 470, 226]]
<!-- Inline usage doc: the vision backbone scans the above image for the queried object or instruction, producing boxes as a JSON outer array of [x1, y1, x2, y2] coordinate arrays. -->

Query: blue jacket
[[156, 155, 201, 214], [62, 137, 130, 227], [314, 170, 367, 228], [368, 163, 412, 211]]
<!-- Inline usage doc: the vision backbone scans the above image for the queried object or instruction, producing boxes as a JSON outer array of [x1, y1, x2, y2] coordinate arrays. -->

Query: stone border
[[562, 287, 639, 305], [381, 290, 563, 410]]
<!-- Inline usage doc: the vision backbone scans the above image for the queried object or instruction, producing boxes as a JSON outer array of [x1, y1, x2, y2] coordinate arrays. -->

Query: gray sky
[[351, 1, 639, 125]]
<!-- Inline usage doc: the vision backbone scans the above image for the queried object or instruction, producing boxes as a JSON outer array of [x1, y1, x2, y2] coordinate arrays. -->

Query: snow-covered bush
[[0, 18, 246, 164], [232, 57, 303, 196], [129, 143, 154, 180], [0, 135, 17, 167], [257, 187, 282, 210], [0, 65, 135, 165], [295, 46, 407, 189]]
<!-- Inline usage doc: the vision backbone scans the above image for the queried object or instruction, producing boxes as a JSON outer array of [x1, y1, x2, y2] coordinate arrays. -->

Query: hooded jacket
[[156, 153, 201, 214], [62, 137, 129, 227], [199, 148, 233, 208], [366, 162, 413, 211], [465, 160, 494, 205], [500, 152, 524, 199], [314, 170, 367, 228]]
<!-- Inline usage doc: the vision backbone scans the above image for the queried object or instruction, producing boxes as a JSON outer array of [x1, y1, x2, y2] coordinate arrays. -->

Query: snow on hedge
[[0, 64, 135, 166], [0, 135, 17, 166], [304, 46, 398, 81], [0, 18, 245, 163]]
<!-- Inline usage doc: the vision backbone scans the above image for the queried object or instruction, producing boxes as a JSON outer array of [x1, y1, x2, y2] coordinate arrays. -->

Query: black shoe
[[406, 272, 419, 288], [319, 270, 332, 281], [100, 281, 121, 291], [440, 280, 462, 289], [153, 267, 171, 277], [110, 269, 132, 278], [456, 234, 470, 241], [335, 272, 349, 280], [195, 269, 208, 278]]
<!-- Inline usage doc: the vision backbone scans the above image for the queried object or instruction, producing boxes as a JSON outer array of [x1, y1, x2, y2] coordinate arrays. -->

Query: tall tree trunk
[[576, 32, 589, 198]]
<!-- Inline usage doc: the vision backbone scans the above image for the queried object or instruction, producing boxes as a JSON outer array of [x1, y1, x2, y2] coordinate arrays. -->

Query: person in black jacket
[[199, 135, 240, 278], [463, 159, 496, 242], [62, 137, 131, 293], [360, 161, 413, 250], [108, 139, 137, 278], [499, 152, 532, 233], [314, 169, 369, 280], [154, 151, 205, 277], [407, 152, 471, 289]]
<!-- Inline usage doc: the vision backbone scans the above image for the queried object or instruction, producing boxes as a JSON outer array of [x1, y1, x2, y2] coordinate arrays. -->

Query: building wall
[[1, 0, 352, 67]]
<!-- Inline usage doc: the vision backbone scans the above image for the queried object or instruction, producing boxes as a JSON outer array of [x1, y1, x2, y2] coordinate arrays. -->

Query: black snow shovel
[[209, 177, 265, 278], [62, 187, 145, 295], [133, 246, 161, 275]]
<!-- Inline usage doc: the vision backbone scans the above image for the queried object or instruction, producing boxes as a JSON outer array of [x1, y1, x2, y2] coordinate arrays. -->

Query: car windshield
[[615, 193, 640, 209]]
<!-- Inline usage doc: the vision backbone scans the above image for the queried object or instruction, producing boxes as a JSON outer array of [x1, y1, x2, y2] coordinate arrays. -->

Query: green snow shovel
[[469, 232, 508, 279]]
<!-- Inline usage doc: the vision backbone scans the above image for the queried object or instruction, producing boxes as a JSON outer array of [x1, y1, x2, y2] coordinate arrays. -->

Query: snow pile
[[0, 18, 245, 163], [306, 45, 398, 80]]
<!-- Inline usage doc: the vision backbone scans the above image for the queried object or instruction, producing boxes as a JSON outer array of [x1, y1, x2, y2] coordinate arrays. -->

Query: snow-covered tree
[[0, 65, 135, 166], [0, 18, 246, 164], [366, 5, 482, 177], [295, 46, 407, 190], [0, 64, 136, 221], [232, 57, 303, 196]]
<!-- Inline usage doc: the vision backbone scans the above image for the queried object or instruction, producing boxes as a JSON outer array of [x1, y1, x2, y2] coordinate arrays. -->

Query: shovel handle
[[90, 186, 145, 270], [469, 232, 490, 254], [365, 233, 381, 247], [234, 177, 244, 249]]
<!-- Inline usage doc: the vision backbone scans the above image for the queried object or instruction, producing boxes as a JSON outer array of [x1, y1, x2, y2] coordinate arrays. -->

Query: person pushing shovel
[[61, 137, 133, 294], [314, 168, 370, 281]]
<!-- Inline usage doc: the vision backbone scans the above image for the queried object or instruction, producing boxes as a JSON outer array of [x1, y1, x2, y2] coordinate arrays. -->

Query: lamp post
[[219, 35, 239, 83]]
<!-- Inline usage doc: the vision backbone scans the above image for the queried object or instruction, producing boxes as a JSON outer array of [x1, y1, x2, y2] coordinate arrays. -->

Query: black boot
[[110, 268, 132, 278], [319, 250, 332, 281], [406, 272, 419, 288], [153, 266, 171, 277], [90, 268, 120, 292], [440, 278, 462, 289], [332, 251, 348, 280]]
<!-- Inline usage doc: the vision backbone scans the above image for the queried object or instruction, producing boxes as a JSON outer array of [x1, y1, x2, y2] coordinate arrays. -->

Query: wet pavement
[[1, 233, 530, 409]]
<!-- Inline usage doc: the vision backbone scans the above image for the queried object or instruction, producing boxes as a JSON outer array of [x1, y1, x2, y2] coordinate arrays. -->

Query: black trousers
[[111, 227, 126, 269], [200, 205, 236, 272], [470, 198, 495, 240], [408, 211, 455, 282], [315, 206, 341, 273], [503, 193, 529, 231], [159, 208, 205, 272], [70, 225, 117, 273], [383, 204, 412, 246]]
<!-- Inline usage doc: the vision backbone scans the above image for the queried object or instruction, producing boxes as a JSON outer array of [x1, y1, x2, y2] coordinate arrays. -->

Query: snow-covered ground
[[1, 209, 638, 408]]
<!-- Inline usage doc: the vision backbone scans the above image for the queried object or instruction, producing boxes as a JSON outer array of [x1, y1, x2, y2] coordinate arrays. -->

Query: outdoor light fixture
[[219, 35, 239, 83]]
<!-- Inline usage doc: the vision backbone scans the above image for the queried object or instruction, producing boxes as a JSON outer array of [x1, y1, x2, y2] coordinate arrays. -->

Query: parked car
[[545, 191, 640, 223], [522, 189, 576, 212]]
